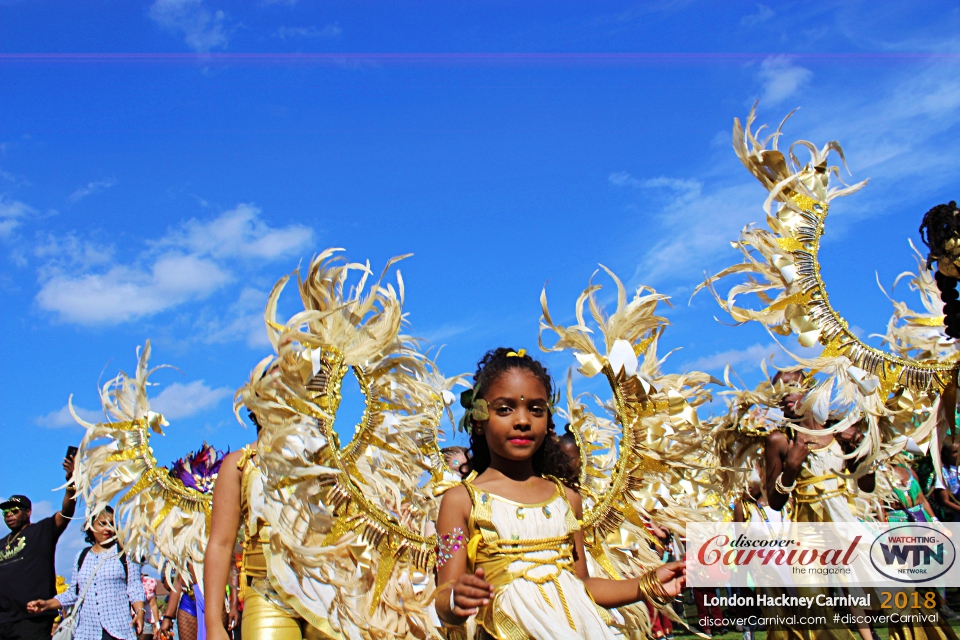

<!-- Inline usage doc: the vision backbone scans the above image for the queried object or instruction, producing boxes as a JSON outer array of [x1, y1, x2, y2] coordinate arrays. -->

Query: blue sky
[[2, 1, 959, 573]]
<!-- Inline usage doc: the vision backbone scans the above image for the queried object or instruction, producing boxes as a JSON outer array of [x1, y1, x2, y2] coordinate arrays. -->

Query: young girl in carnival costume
[[434, 348, 686, 640]]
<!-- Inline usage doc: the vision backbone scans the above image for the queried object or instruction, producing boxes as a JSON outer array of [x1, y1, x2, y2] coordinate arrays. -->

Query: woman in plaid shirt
[[27, 507, 146, 639]]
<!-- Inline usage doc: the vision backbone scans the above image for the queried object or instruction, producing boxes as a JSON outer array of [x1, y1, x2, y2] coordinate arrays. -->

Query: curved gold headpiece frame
[[781, 193, 959, 395]]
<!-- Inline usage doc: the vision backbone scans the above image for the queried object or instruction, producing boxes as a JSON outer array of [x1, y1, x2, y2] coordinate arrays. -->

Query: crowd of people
[[2, 363, 960, 640], [2, 189, 960, 640]]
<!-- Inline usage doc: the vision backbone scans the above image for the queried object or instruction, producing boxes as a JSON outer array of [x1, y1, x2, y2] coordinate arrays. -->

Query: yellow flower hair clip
[[506, 349, 526, 358]]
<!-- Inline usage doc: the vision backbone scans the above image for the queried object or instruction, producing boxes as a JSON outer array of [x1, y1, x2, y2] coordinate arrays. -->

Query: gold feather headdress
[[247, 249, 452, 639], [697, 106, 960, 481], [71, 341, 213, 585]]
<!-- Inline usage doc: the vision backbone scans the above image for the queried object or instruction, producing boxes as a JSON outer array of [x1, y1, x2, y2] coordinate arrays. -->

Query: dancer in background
[[204, 379, 337, 640]]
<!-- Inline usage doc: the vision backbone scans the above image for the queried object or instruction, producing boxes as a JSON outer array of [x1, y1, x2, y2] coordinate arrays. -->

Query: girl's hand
[[26, 599, 56, 614], [452, 568, 494, 617], [159, 617, 174, 639], [655, 560, 686, 599], [783, 439, 812, 475]]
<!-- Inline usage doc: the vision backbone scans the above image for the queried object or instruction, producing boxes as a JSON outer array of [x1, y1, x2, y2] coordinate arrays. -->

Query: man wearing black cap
[[0, 453, 76, 640]]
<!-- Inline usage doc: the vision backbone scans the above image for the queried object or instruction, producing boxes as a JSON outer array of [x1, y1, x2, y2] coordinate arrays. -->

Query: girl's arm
[[203, 450, 244, 640], [434, 486, 493, 626], [566, 488, 685, 609], [126, 561, 146, 634], [227, 561, 240, 631], [159, 577, 183, 638]]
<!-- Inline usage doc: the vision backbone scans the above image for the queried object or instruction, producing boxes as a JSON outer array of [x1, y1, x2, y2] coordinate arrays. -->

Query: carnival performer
[[731, 470, 783, 640], [204, 379, 336, 640], [158, 575, 198, 640], [763, 370, 875, 640], [156, 444, 233, 640], [434, 348, 687, 640], [27, 506, 146, 640], [765, 370, 876, 521]]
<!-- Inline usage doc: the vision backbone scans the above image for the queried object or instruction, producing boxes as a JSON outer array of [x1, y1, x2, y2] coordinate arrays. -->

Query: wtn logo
[[879, 542, 944, 566], [870, 525, 956, 583]]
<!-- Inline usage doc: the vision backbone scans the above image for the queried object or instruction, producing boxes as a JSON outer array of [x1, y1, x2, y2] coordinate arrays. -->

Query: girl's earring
[[474, 426, 484, 436]]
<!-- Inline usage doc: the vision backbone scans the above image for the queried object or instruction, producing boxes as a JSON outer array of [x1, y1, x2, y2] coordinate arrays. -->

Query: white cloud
[[633, 181, 761, 284], [36, 254, 230, 325], [275, 23, 342, 39], [158, 204, 313, 260], [149, 0, 229, 52], [741, 3, 774, 27], [757, 56, 812, 106], [609, 172, 702, 204], [201, 287, 272, 347], [68, 177, 117, 204], [34, 204, 311, 326], [683, 343, 777, 372], [0, 197, 36, 238], [151, 380, 232, 419], [35, 403, 102, 429], [34, 234, 114, 276]]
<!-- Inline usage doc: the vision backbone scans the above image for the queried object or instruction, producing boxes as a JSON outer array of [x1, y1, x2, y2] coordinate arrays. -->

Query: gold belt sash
[[795, 473, 851, 504]]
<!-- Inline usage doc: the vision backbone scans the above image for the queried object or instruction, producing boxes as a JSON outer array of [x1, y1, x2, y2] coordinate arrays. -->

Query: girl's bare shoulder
[[439, 484, 472, 518], [218, 448, 251, 480]]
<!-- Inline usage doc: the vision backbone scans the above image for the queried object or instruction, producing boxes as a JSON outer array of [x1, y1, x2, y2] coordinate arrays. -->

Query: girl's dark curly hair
[[919, 201, 960, 339], [462, 347, 579, 488]]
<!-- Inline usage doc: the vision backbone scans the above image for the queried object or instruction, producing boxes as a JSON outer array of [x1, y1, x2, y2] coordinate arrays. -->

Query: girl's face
[[90, 511, 116, 546], [478, 368, 550, 463]]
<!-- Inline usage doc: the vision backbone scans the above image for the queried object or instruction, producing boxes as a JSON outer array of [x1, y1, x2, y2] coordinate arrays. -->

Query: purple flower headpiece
[[169, 442, 227, 495]]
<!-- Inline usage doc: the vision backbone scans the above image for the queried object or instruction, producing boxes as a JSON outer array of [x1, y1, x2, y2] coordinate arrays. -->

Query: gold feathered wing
[[71, 341, 212, 585], [540, 267, 721, 638], [247, 249, 450, 640], [696, 106, 960, 488], [696, 105, 958, 395]]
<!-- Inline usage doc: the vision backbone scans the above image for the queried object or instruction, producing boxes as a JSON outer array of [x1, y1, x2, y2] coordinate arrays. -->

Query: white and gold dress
[[461, 477, 618, 640], [793, 441, 858, 523]]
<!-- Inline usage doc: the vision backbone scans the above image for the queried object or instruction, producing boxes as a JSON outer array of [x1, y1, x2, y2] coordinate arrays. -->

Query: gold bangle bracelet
[[638, 568, 673, 606]]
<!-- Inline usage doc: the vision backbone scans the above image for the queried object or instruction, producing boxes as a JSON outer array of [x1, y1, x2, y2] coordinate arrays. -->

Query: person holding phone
[[0, 447, 78, 640]]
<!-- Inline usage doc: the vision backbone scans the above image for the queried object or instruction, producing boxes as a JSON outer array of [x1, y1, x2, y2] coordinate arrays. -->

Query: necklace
[[4, 528, 24, 552]]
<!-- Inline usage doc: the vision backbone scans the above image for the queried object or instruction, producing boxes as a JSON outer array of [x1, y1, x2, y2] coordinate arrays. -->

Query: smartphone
[[66, 445, 78, 459]]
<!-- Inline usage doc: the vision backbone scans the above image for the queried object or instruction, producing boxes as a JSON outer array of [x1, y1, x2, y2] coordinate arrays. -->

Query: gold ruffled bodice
[[460, 476, 613, 640]]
